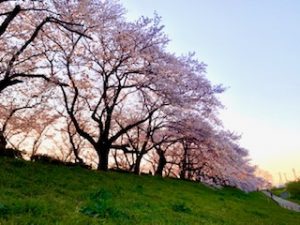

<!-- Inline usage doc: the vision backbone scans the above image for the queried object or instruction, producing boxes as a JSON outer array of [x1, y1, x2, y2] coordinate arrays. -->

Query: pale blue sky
[[121, 0, 300, 183]]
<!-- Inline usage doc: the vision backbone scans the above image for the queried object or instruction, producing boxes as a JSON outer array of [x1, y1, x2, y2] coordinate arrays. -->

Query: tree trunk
[[112, 150, 120, 170], [134, 154, 143, 175], [74, 150, 84, 165], [155, 149, 167, 176], [0, 131, 7, 151], [180, 169, 186, 180], [97, 143, 110, 171], [180, 145, 188, 179]]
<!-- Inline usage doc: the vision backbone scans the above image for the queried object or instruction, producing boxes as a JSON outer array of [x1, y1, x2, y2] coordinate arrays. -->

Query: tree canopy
[[0, 0, 269, 191]]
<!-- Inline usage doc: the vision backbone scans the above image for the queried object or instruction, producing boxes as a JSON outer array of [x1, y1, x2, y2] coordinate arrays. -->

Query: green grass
[[286, 181, 300, 204], [0, 157, 299, 225], [271, 187, 286, 196]]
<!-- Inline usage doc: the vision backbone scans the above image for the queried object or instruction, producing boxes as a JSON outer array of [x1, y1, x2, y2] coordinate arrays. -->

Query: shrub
[[286, 181, 300, 201]]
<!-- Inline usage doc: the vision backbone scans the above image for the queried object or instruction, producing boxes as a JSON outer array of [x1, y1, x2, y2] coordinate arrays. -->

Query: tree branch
[[0, 5, 21, 37]]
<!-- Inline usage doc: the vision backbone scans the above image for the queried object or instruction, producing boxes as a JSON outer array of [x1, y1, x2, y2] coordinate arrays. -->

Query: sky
[[121, 0, 300, 184]]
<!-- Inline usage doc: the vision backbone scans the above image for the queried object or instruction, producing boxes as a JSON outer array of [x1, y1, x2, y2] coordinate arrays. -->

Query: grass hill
[[0, 157, 299, 225]]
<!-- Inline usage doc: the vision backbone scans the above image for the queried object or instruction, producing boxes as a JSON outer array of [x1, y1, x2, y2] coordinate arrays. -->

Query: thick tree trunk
[[0, 131, 22, 158], [134, 154, 143, 175], [180, 169, 186, 180], [0, 131, 7, 151], [180, 157, 187, 179], [97, 143, 110, 171], [155, 149, 167, 176]]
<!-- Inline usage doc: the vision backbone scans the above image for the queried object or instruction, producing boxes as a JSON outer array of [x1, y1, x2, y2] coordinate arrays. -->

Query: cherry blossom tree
[[0, 81, 52, 157], [0, 0, 89, 93], [44, 0, 224, 173], [0, 0, 269, 191]]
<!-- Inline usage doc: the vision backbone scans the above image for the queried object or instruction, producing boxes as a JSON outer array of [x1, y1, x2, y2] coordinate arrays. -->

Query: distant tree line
[[0, 0, 269, 191]]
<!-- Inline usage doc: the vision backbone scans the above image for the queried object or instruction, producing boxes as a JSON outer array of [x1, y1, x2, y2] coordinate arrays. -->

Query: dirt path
[[262, 190, 300, 212]]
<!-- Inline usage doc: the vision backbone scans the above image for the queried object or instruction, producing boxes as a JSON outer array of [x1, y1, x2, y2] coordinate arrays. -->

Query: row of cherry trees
[[0, 0, 269, 191]]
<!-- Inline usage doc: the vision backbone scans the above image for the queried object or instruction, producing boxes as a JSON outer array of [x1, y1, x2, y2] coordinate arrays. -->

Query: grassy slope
[[0, 157, 299, 225]]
